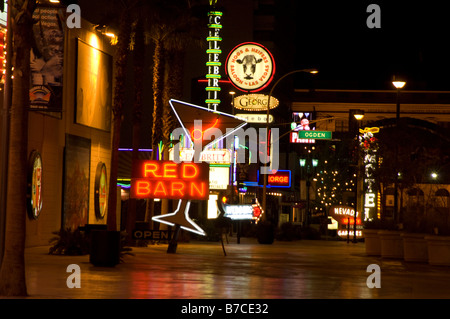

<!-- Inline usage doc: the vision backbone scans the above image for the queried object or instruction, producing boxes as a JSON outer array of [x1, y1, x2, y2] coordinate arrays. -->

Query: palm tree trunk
[[107, 9, 131, 231], [0, 0, 36, 296], [159, 49, 184, 223], [126, 18, 145, 241], [145, 38, 164, 227], [152, 38, 164, 152]]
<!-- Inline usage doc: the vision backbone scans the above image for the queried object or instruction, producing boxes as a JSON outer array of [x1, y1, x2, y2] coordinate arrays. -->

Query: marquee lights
[[206, 10, 223, 110]]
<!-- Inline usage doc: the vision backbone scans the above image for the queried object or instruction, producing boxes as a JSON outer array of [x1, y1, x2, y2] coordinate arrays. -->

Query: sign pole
[[167, 139, 202, 254], [167, 224, 181, 254]]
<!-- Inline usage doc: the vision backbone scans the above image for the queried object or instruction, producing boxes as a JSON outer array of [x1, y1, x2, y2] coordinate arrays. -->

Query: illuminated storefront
[[0, 3, 115, 246]]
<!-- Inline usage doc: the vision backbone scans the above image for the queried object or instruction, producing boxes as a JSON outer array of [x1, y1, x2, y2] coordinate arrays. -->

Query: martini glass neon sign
[[191, 118, 219, 142]]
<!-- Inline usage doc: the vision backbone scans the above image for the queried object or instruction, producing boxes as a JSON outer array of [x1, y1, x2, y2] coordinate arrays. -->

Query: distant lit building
[[292, 88, 450, 224]]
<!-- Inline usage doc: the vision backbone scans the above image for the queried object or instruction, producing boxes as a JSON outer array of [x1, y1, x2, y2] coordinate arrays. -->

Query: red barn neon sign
[[130, 160, 209, 200]]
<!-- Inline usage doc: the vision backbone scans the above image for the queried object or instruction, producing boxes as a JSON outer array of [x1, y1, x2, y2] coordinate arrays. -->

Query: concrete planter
[[401, 233, 428, 263], [425, 235, 450, 266], [379, 230, 404, 259], [364, 229, 381, 256]]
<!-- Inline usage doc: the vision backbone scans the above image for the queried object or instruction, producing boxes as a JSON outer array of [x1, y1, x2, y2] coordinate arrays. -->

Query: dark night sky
[[76, 0, 450, 91], [294, 1, 450, 90], [71, 0, 450, 149]]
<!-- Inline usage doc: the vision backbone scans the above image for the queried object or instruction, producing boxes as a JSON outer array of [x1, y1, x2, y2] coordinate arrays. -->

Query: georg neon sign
[[130, 160, 209, 200]]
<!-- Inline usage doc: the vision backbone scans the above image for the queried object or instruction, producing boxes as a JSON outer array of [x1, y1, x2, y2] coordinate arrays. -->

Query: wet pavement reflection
[[19, 238, 450, 299]]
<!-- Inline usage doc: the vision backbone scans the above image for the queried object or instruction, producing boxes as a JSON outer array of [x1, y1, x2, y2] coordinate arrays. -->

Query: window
[[435, 188, 449, 208]]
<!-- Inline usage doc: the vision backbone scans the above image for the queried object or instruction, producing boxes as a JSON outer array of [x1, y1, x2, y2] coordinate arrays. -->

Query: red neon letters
[[131, 160, 209, 200], [268, 175, 289, 184], [266, 170, 290, 187]]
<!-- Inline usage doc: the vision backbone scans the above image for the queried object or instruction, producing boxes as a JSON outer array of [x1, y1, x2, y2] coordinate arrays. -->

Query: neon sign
[[328, 205, 363, 238], [359, 127, 380, 221], [170, 148, 231, 164], [290, 112, 316, 144], [169, 99, 247, 150], [191, 118, 219, 141], [222, 199, 263, 221], [257, 170, 291, 188], [130, 160, 209, 200], [206, 10, 223, 110], [233, 94, 279, 111], [225, 42, 275, 92]]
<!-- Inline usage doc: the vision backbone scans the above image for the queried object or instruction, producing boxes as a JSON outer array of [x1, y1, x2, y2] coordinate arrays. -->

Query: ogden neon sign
[[130, 160, 209, 200], [206, 10, 223, 110]]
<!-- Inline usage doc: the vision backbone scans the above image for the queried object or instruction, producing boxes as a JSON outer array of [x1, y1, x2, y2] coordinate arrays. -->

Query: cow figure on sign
[[236, 55, 262, 80]]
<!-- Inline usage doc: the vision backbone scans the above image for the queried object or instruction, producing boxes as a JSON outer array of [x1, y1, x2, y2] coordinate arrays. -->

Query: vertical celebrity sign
[[206, 4, 223, 110]]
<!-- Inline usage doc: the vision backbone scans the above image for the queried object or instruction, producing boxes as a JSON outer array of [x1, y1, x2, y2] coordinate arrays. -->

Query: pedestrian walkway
[[11, 238, 450, 299]]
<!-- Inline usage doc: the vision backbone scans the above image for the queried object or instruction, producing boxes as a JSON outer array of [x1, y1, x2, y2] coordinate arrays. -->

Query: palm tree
[[159, 4, 204, 220], [106, 1, 133, 231], [148, 0, 203, 156], [125, 16, 145, 241], [143, 0, 204, 224], [0, 0, 37, 296]]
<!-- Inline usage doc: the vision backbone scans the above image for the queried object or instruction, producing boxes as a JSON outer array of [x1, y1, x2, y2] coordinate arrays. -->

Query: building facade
[[0, 4, 115, 248]]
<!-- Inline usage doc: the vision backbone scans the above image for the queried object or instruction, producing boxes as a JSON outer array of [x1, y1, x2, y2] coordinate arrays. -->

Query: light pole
[[352, 109, 364, 243], [392, 77, 406, 223], [229, 91, 235, 115], [262, 69, 318, 221]]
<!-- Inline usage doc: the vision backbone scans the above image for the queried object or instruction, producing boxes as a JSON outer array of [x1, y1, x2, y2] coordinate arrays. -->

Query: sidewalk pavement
[[9, 237, 450, 299]]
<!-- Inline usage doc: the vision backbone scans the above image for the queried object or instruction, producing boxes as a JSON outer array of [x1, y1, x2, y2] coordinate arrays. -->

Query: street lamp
[[392, 78, 406, 121], [352, 109, 364, 243], [392, 77, 406, 223], [262, 68, 318, 221]]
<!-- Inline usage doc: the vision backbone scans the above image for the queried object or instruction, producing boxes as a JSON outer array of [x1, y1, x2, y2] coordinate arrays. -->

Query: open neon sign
[[130, 160, 209, 200]]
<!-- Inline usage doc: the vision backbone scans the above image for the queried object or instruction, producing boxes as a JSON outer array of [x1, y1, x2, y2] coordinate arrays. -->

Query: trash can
[[89, 230, 120, 267]]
